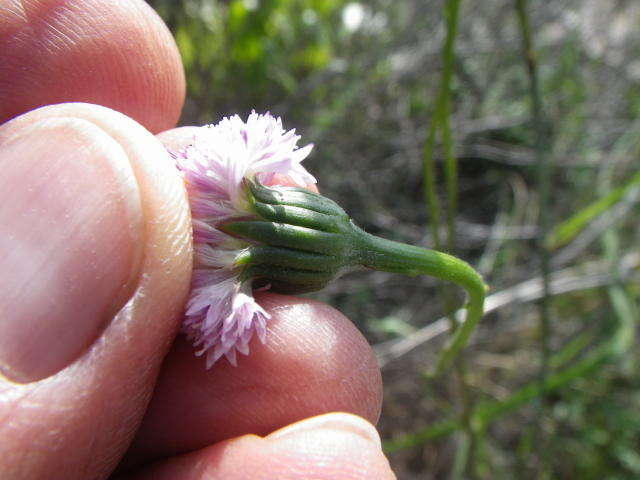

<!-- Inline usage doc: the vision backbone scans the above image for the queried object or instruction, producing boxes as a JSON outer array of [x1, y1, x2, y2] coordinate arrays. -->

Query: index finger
[[0, 0, 185, 133]]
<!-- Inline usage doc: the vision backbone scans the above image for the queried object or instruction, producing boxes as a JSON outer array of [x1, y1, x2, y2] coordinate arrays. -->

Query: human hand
[[0, 1, 394, 478]]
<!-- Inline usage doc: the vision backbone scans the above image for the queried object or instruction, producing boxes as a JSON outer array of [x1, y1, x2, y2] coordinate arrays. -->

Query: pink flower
[[175, 111, 316, 367]]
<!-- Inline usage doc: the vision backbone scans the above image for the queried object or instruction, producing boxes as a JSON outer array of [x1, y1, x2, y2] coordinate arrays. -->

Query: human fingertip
[[0, 0, 185, 132], [0, 117, 143, 383], [264, 413, 396, 480], [126, 417, 396, 480]]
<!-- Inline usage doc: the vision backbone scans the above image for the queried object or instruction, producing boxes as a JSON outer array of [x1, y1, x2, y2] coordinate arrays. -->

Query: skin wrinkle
[[170, 224, 192, 260], [0, 379, 76, 474], [63, 5, 137, 109], [257, 310, 377, 421], [262, 299, 380, 411], [21, 2, 80, 54], [76, 419, 99, 480], [299, 353, 377, 422], [0, 389, 30, 468], [21, 1, 106, 47], [267, 431, 385, 480], [128, 1, 184, 127], [41, 8, 78, 49], [124, 7, 160, 102], [65, 3, 110, 42], [264, 302, 337, 352], [154, 174, 192, 263], [3, 3, 80, 101], [9, 0, 27, 22]]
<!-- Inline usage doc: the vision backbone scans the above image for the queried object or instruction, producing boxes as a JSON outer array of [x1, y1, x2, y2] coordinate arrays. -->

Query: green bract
[[222, 181, 355, 294]]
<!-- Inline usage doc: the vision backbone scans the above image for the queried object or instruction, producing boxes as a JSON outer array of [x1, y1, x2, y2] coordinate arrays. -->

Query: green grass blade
[[546, 169, 640, 250]]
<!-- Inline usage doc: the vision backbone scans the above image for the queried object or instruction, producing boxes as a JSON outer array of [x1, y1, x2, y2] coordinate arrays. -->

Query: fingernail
[[0, 118, 143, 383], [268, 412, 382, 448]]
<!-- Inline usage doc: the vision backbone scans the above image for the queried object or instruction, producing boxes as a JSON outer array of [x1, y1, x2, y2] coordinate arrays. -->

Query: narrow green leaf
[[546, 169, 640, 250]]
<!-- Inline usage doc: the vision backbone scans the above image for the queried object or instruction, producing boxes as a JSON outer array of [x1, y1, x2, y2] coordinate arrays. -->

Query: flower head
[[175, 111, 316, 367]]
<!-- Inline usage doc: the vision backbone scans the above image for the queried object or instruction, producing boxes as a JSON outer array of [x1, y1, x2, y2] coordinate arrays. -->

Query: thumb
[[0, 104, 192, 479]]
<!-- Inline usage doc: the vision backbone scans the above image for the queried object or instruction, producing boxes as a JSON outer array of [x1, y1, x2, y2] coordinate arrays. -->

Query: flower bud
[[221, 181, 356, 294]]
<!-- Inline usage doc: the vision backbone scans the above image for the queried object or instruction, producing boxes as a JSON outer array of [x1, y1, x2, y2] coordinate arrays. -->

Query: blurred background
[[148, 0, 640, 478]]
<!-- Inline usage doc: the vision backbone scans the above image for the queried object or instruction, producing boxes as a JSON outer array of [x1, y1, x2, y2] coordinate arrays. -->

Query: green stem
[[515, 0, 552, 472], [423, 0, 462, 253], [423, 119, 442, 250], [515, 0, 551, 372], [441, 0, 461, 254], [352, 227, 486, 374], [433, 2, 474, 474]]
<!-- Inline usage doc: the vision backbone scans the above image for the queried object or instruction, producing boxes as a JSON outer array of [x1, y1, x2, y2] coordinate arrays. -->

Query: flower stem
[[240, 180, 486, 373], [351, 226, 486, 374]]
